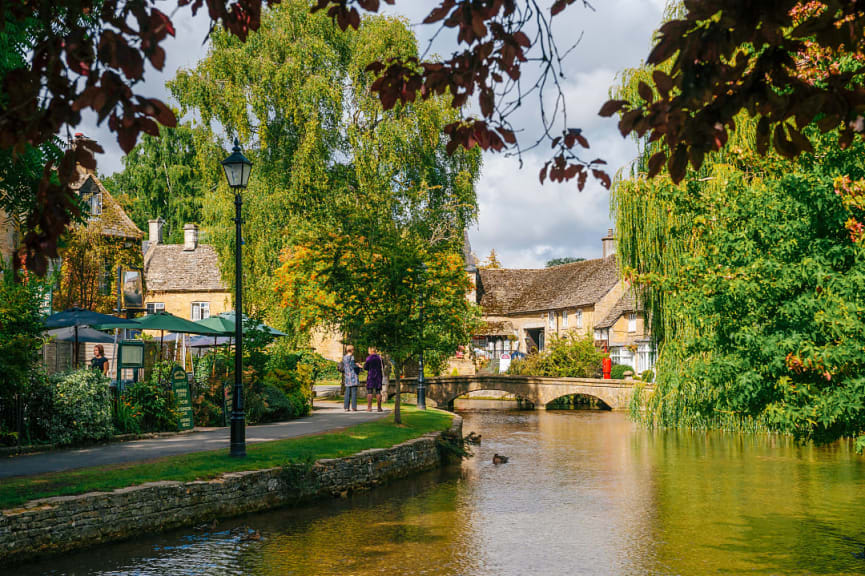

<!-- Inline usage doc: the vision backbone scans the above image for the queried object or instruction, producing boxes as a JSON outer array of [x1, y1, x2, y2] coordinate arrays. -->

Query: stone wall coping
[[3, 413, 461, 516]]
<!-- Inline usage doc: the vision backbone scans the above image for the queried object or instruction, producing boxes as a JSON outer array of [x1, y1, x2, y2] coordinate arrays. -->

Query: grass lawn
[[0, 406, 452, 510]]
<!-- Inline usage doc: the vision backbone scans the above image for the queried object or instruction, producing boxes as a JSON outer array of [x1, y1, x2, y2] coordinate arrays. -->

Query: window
[[561, 310, 568, 328], [89, 192, 102, 217], [146, 302, 165, 314], [191, 301, 210, 320], [637, 344, 655, 373], [548, 311, 556, 329], [628, 313, 637, 333], [576, 309, 583, 329]]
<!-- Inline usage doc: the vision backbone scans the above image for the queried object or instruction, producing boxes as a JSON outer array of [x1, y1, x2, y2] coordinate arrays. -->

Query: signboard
[[121, 269, 145, 310], [499, 352, 511, 374], [118, 341, 145, 368], [170, 364, 194, 431]]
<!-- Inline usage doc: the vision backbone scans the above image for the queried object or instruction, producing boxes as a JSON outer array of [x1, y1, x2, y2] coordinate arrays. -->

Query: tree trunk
[[393, 364, 401, 425]]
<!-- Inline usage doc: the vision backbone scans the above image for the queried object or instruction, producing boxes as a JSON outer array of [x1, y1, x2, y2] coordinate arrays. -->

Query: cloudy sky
[[80, 0, 667, 268]]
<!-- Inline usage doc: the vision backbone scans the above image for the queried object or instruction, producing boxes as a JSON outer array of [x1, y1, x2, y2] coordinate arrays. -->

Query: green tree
[[545, 257, 585, 267], [612, 52, 865, 450], [479, 249, 502, 270], [103, 124, 205, 244], [168, 3, 480, 349]]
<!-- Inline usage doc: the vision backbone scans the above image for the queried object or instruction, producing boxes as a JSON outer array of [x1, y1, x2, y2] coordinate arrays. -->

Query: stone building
[[471, 229, 655, 373], [143, 218, 232, 320]]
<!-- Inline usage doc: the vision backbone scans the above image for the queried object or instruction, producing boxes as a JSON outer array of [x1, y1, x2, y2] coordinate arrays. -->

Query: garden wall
[[0, 415, 462, 565]]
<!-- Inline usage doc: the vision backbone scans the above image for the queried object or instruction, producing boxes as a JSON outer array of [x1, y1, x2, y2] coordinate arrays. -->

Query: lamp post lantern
[[221, 138, 252, 458], [417, 262, 428, 410]]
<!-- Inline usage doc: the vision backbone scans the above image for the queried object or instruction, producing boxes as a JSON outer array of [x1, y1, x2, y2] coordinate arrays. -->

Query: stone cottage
[[471, 229, 655, 373], [0, 208, 15, 269], [143, 218, 232, 320]]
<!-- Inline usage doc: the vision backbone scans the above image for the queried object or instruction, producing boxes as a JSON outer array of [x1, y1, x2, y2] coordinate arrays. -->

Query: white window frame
[[548, 311, 556, 329], [146, 302, 165, 315], [628, 313, 638, 333], [191, 301, 210, 321], [89, 192, 102, 217], [575, 309, 583, 329], [561, 310, 568, 328]]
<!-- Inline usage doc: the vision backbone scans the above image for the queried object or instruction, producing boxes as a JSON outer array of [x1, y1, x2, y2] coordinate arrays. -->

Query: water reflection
[[16, 411, 865, 576]]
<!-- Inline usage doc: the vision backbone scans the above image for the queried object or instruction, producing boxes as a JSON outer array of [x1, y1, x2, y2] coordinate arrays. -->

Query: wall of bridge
[[399, 375, 648, 410]]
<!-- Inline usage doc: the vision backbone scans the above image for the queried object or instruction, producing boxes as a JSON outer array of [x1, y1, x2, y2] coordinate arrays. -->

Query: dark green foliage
[[545, 257, 585, 267], [640, 369, 654, 383], [48, 369, 113, 445], [125, 363, 180, 432], [508, 333, 603, 378], [610, 364, 633, 380]]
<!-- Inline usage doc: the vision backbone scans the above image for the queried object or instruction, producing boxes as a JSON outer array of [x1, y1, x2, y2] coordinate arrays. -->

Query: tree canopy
[[613, 47, 865, 451], [546, 256, 584, 267]]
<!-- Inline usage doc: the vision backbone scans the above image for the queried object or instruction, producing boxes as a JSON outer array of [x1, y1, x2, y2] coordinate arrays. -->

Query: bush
[[641, 369, 654, 383], [125, 363, 180, 432], [49, 369, 113, 445], [610, 364, 633, 380], [507, 333, 603, 377]]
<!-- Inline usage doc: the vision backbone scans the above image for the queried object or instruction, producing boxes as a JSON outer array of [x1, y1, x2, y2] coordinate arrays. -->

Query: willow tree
[[613, 36, 865, 450], [275, 15, 481, 423], [170, 2, 480, 359]]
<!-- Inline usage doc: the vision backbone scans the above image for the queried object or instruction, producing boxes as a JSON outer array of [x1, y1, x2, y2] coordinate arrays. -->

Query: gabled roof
[[477, 256, 620, 315], [144, 243, 228, 293], [70, 168, 142, 239], [595, 290, 640, 329]]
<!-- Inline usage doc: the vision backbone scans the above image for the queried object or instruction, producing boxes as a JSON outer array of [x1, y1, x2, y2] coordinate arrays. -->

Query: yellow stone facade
[[145, 290, 232, 321], [0, 208, 14, 268]]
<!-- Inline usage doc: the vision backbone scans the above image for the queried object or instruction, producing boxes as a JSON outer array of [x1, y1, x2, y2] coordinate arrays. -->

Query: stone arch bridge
[[398, 375, 651, 411]]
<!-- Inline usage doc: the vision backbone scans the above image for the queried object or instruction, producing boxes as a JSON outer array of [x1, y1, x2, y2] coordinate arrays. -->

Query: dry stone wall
[[0, 415, 462, 565]]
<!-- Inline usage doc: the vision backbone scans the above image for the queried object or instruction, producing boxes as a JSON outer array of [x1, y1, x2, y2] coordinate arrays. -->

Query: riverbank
[[0, 407, 461, 565]]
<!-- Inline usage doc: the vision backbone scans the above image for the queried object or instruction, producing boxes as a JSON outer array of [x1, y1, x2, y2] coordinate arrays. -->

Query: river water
[[17, 410, 865, 576]]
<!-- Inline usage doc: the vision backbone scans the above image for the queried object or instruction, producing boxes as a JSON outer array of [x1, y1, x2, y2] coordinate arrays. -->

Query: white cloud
[[79, 1, 666, 268]]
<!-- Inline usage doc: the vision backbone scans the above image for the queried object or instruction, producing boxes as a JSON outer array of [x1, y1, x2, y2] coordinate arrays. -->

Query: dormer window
[[89, 191, 102, 217]]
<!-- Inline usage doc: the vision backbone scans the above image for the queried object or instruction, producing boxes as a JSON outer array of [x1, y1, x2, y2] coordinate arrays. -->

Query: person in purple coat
[[364, 347, 385, 412]]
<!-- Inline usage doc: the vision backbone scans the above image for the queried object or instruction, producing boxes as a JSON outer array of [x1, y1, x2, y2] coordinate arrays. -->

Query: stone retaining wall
[[0, 415, 462, 565]]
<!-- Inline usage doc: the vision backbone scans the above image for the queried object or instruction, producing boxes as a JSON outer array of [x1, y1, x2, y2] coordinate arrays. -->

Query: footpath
[[0, 403, 389, 479]]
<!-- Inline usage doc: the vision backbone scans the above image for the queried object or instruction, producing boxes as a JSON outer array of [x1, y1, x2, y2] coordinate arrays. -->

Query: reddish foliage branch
[[599, 0, 865, 184], [2, 0, 278, 274], [313, 0, 609, 191]]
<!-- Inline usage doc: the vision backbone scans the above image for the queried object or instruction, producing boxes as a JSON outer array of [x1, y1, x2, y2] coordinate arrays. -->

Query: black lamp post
[[221, 138, 253, 458], [417, 262, 428, 410]]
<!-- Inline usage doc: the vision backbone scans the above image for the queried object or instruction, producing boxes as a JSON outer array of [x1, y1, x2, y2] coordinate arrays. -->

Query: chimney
[[602, 228, 616, 258], [148, 218, 164, 245], [183, 223, 199, 251]]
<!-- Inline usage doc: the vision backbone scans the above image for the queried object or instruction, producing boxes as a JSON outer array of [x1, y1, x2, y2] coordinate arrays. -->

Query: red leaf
[[551, 0, 568, 16], [592, 169, 611, 189], [647, 151, 666, 178], [599, 99, 628, 117]]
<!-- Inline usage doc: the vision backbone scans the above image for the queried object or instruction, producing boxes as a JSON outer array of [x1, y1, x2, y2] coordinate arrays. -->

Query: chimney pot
[[183, 223, 199, 251], [602, 228, 616, 258], [148, 218, 164, 245]]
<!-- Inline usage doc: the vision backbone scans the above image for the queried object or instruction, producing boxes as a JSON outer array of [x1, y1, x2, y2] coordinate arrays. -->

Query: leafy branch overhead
[[310, 0, 610, 190], [600, 0, 865, 183]]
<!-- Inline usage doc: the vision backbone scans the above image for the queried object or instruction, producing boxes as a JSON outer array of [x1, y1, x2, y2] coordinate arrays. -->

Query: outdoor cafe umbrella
[[98, 311, 222, 362], [45, 326, 115, 344], [194, 311, 287, 337], [43, 307, 137, 367]]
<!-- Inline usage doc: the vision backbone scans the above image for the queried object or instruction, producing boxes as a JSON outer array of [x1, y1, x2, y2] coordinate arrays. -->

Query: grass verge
[[0, 406, 452, 510]]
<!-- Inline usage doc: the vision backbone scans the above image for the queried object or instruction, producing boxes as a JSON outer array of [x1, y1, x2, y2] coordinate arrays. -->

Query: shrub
[[641, 369, 654, 383], [49, 369, 113, 445], [610, 364, 633, 380], [507, 333, 603, 378], [125, 363, 180, 432]]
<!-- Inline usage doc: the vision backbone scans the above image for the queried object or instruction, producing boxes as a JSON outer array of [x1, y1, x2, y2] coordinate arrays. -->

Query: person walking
[[90, 344, 109, 376], [364, 347, 385, 412], [342, 345, 362, 412]]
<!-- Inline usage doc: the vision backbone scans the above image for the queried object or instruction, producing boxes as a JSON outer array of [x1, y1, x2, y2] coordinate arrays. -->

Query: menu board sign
[[170, 364, 194, 431]]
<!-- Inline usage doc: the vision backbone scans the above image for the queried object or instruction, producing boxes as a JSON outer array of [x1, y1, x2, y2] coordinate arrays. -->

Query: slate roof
[[477, 256, 620, 315], [144, 243, 228, 293], [595, 290, 639, 329], [70, 168, 142, 239]]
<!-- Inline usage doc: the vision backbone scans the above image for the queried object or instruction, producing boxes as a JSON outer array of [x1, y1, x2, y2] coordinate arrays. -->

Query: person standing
[[90, 344, 109, 376], [364, 347, 385, 412], [342, 345, 361, 412]]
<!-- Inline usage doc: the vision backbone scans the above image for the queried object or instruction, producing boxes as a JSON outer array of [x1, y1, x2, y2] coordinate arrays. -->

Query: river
[[16, 409, 865, 575]]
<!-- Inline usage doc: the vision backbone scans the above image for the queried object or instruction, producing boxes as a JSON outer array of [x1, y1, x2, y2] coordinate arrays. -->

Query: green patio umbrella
[[98, 311, 222, 362], [194, 311, 287, 337], [44, 307, 137, 368]]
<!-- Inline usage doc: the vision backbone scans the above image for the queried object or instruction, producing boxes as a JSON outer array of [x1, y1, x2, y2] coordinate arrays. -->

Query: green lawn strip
[[0, 407, 452, 510]]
